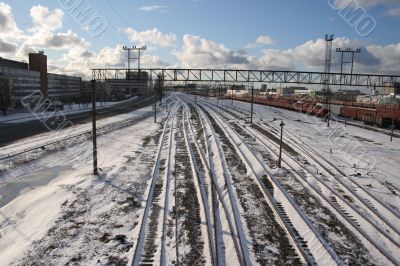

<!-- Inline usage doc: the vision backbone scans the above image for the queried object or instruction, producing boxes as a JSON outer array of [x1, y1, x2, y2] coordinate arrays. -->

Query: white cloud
[[173, 35, 400, 75], [174, 34, 250, 68], [25, 30, 90, 50], [385, 6, 400, 15], [0, 38, 17, 53], [246, 35, 275, 49], [138, 5, 168, 12], [125, 27, 177, 47], [332, 0, 400, 8], [256, 35, 275, 45], [30, 5, 64, 32], [0, 2, 24, 41], [14, 44, 37, 60]]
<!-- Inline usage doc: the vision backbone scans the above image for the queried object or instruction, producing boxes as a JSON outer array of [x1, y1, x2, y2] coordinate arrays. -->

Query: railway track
[[247, 123, 400, 265], [205, 97, 400, 226], [271, 122, 400, 219], [184, 102, 242, 265], [182, 104, 217, 265], [185, 98, 324, 265], [131, 103, 178, 266], [192, 99, 331, 265], [132, 99, 229, 265], [197, 96, 400, 265]]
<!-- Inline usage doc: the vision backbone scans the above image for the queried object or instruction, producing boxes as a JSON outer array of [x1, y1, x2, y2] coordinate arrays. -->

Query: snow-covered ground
[[0, 97, 137, 124], [0, 105, 167, 265], [214, 97, 400, 191], [1, 94, 399, 265]]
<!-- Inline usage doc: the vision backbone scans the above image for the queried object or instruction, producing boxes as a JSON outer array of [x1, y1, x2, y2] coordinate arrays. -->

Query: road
[[0, 96, 155, 147]]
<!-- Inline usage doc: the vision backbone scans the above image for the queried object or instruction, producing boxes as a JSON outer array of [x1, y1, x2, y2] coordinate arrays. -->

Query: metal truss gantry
[[92, 68, 400, 87]]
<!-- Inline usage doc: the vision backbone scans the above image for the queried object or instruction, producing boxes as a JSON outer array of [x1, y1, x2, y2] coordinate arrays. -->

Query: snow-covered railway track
[[188, 98, 319, 265], [184, 101, 247, 266], [208, 98, 400, 235], [199, 98, 399, 265], [219, 100, 400, 227], [132, 101, 216, 266], [249, 123, 400, 265], [182, 104, 217, 265], [131, 104, 178, 266], [168, 107, 209, 265], [270, 122, 400, 222]]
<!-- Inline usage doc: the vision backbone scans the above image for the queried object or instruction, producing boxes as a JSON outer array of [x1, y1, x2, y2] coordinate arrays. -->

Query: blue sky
[[0, 0, 399, 78]]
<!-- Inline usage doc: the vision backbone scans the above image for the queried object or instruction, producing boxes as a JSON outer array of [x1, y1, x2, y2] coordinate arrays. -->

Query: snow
[[0, 104, 166, 265], [1, 93, 399, 265], [194, 95, 400, 264], [0, 97, 137, 124], [209, 97, 400, 212]]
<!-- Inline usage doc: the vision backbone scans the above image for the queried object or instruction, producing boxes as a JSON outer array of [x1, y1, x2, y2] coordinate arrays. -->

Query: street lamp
[[278, 121, 285, 168]]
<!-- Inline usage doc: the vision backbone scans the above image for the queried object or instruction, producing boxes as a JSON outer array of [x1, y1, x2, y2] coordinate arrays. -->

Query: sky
[[0, 0, 399, 80]]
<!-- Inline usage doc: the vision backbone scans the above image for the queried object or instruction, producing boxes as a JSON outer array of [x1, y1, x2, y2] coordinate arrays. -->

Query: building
[[48, 73, 82, 102], [105, 71, 152, 100], [357, 95, 379, 104], [0, 52, 83, 109], [333, 89, 362, 101], [381, 82, 400, 96], [277, 86, 308, 96], [294, 89, 313, 96], [261, 84, 267, 92], [0, 65, 41, 108], [0, 57, 28, 69], [29, 51, 48, 96]]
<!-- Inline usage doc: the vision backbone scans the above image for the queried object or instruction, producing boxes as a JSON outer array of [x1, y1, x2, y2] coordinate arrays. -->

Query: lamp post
[[278, 121, 285, 168]]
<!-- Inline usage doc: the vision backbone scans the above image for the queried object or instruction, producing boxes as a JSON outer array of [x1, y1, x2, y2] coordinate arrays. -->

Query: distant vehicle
[[46, 100, 64, 112]]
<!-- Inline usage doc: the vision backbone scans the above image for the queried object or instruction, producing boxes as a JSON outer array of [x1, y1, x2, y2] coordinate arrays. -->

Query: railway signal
[[278, 121, 285, 168]]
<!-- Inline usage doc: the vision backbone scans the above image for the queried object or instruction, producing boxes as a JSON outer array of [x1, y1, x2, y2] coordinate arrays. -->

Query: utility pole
[[154, 77, 157, 123], [250, 85, 254, 123], [278, 121, 285, 168], [91, 80, 98, 176], [165, 85, 167, 111], [391, 117, 395, 142], [231, 86, 234, 105], [324, 34, 334, 128]]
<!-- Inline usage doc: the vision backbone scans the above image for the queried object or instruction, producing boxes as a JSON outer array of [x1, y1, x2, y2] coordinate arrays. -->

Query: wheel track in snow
[[199, 97, 400, 265]]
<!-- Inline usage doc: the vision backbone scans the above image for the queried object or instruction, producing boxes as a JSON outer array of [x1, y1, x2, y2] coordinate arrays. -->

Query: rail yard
[[1, 93, 399, 265]]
